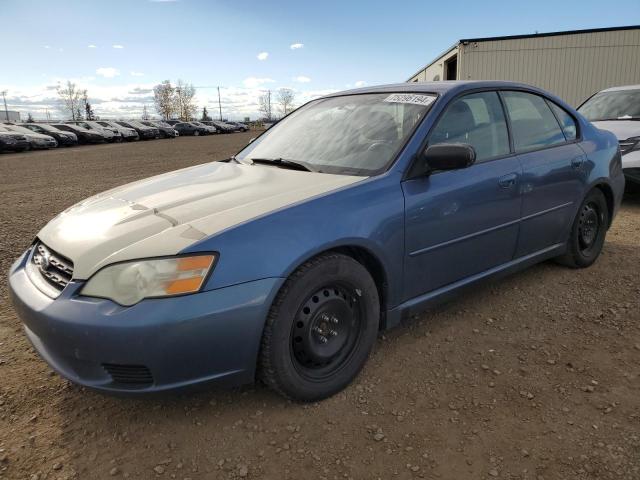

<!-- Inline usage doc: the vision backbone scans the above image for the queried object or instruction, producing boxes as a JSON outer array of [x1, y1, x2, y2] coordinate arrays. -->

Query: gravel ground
[[0, 134, 639, 480]]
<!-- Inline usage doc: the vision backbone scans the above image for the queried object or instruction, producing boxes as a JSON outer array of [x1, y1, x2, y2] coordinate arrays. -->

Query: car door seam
[[408, 200, 572, 258], [408, 217, 521, 257]]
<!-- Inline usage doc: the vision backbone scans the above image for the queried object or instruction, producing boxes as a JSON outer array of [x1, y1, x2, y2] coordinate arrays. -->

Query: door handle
[[498, 173, 518, 189], [571, 156, 585, 169]]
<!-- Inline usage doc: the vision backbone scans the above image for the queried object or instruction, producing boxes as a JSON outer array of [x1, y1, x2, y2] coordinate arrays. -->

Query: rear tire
[[556, 189, 609, 268], [259, 253, 380, 402]]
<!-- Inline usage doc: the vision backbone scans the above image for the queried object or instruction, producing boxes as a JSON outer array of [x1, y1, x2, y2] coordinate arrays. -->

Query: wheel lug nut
[[331, 316, 339, 324], [320, 336, 328, 343], [329, 329, 338, 337]]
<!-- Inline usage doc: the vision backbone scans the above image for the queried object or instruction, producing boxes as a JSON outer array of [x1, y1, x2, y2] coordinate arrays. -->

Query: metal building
[[407, 25, 640, 106], [2, 110, 21, 123]]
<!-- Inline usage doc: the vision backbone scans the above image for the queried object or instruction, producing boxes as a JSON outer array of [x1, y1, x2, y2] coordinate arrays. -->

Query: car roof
[[325, 80, 545, 97], [600, 84, 640, 92]]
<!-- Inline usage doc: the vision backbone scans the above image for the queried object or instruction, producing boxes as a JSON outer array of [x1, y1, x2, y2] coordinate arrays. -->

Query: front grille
[[103, 364, 154, 386], [619, 138, 639, 155], [31, 241, 74, 292]]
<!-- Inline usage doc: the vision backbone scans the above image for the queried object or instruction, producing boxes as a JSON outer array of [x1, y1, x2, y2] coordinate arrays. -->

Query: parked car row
[[0, 119, 250, 153]]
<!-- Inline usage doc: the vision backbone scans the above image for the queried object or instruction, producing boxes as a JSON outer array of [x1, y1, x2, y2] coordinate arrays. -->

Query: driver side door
[[401, 91, 523, 301]]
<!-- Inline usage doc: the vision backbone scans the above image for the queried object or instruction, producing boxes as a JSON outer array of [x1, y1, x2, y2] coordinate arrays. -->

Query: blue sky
[[2, 0, 639, 119]]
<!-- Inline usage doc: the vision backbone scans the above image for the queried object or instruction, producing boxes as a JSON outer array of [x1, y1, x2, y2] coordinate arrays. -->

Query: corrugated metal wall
[[458, 29, 640, 106], [410, 47, 459, 82]]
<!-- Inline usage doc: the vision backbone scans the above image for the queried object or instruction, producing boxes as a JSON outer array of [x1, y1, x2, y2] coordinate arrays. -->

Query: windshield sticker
[[383, 94, 436, 106]]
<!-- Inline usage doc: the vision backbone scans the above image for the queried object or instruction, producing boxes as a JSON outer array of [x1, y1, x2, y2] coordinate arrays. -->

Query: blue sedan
[[9, 81, 624, 401]]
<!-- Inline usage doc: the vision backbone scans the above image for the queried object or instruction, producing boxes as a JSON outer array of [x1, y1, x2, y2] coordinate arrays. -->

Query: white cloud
[[256, 52, 269, 61], [243, 77, 275, 88], [354, 80, 367, 87], [293, 76, 311, 83], [96, 67, 120, 78], [290, 43, 304, 50], [88, 44, 97, 48], [43, 45, 51, 49], [3, 77, 338, 121], [112, 44, 124, 49], [130, 71, 144, 77]]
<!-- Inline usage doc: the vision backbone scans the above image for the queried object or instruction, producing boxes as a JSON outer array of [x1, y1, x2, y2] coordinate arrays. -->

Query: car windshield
[[30, 124, 61, 133], [236, 93, 435, 176], [56, 124, 88, 132], [3, 125, 34, 134], [578, 89, 640, 121]]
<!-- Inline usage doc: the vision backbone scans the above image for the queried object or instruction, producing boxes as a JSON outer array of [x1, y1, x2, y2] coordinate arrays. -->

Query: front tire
[[259, 253, 380, 402], [556, 189, 609, 268]]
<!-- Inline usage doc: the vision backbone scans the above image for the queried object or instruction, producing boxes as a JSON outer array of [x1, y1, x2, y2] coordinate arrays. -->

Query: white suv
[[578, 85, 640, 186]]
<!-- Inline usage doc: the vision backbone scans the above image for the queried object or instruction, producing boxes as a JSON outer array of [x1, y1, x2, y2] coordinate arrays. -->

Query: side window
[[548, 101, 577, 141], [429, 91, 510, 162], [502, 91, 566, 152]]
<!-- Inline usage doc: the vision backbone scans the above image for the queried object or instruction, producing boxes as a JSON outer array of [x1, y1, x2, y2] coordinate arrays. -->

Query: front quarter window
[[236, 93, 436, 176], [429, 91, 510, 162]]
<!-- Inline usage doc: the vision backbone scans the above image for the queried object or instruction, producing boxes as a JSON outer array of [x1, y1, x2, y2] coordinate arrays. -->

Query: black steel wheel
[[259, 253, 380, 401], [577, 202, 600, 255], [291, 285, 364, 380], [556, 189, 609, 268]]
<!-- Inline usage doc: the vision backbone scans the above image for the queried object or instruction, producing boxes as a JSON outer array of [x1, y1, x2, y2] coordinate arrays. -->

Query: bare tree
[[174, 79, 197, 121], [82, 90, 95, 120], [141, 105, 150, 120], [277, 88, 295, 117], [57, 81, 83, 121], [153, 80, 175, 120], [258, 90, 273, 121]]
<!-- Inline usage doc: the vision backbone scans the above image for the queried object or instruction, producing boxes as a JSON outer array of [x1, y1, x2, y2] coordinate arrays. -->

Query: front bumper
[[32, 139, 57, 149], [8, 252, 283, 394], [58, 136, 77, 146], [622, 150, 640, 184], [1, 139, 30, 151], [624, 168, 640, 185]]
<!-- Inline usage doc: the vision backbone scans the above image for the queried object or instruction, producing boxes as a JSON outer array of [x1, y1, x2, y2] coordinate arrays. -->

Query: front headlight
[[81, 254, 217, 306]]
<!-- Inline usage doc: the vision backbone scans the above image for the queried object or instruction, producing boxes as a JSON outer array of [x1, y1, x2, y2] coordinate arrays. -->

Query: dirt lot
[[0, 134, 639, 480]]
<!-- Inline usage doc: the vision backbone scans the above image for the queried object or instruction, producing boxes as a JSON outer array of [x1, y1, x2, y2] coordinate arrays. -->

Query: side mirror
[[423, 143, 476, 171], [248, 137, 256, 144]]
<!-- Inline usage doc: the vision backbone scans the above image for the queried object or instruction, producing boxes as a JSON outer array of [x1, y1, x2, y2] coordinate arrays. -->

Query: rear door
[[500, 91, 586, 257], [402, 91, 523, 300]]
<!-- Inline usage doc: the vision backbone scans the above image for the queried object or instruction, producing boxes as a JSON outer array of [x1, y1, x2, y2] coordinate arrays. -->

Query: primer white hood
[[591, 120, 639, 141], [38, 162, 363, 279]]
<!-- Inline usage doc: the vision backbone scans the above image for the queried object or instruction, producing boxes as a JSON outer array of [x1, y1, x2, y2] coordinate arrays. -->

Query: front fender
[[182, 174, 407, 309]]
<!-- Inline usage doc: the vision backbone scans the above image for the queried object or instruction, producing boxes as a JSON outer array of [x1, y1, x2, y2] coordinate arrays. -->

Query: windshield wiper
[[249, 157, 315, 172], [590, 117, 640, 121]]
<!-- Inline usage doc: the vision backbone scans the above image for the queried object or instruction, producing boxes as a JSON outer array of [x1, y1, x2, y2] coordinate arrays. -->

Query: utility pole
[[217, 86, 222, 121], [1, 90, 9, 122]]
